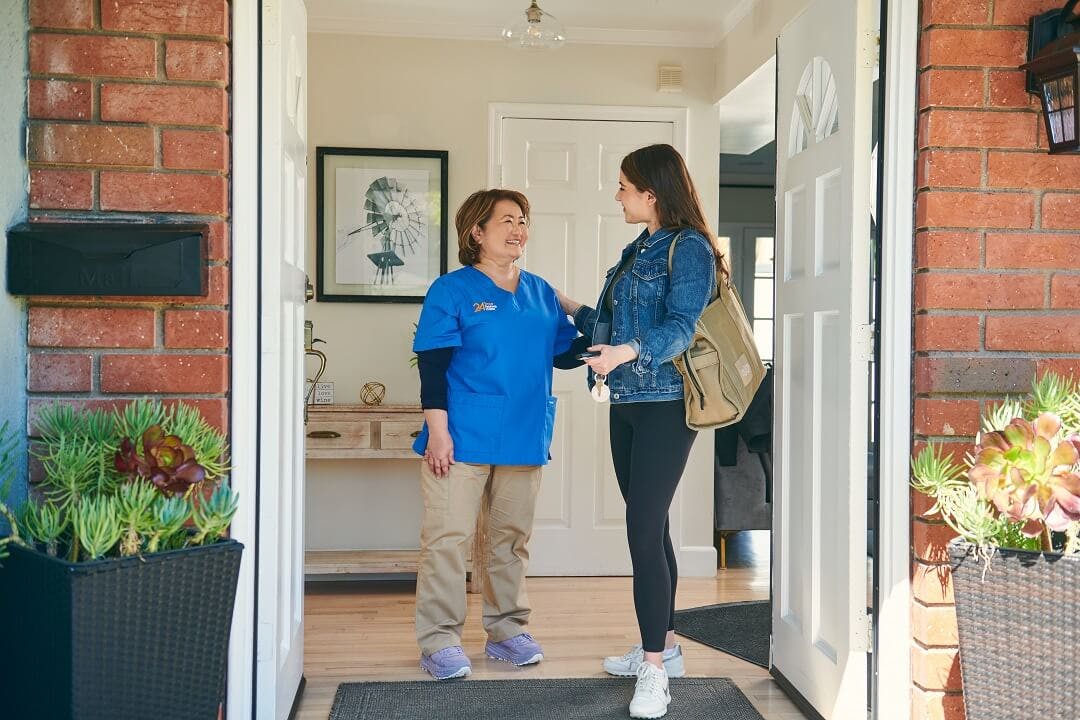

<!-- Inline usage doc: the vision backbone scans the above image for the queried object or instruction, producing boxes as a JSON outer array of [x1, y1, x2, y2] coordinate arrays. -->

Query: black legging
[[609, 399, 697, 653]]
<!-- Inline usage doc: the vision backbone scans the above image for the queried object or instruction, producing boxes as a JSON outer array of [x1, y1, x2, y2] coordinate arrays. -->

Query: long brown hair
[[454, 188, 530, 266], [620, 144, 728, 279]]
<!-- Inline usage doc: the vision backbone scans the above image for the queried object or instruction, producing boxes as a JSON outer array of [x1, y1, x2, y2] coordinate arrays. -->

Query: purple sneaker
[[485, 632, 544, 666], [420, 646, 472, 680]]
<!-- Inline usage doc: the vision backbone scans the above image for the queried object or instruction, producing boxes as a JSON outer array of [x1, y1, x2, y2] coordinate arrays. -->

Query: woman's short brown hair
[[454, 189, 530, 266]]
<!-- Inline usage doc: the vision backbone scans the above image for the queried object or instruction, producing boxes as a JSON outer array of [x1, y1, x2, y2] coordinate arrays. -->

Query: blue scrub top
[[412, 266, 577, 466]]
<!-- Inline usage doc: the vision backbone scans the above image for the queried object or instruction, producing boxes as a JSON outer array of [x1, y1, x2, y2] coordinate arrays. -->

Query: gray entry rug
[[674, 600, 770, 669], [329, 677, 765, 720]]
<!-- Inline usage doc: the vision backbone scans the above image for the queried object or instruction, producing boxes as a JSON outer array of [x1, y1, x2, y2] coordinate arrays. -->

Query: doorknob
[[305, 274, 314, 302]]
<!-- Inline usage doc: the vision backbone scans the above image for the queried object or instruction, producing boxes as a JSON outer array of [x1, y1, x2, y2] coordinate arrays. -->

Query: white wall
[[0, 0, 28, 522], [305, 34, 720, 563], [713, 0, 810, 102]]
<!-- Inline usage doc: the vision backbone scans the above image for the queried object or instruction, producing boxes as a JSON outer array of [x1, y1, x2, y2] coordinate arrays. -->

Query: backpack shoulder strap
[[665, 229, 685, 271], [666, 228, 721, 301]]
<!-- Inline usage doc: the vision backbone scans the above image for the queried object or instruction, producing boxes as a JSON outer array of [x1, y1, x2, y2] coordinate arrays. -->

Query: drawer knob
[[307, 430, 341, 439], [410, 430, 421, 438]]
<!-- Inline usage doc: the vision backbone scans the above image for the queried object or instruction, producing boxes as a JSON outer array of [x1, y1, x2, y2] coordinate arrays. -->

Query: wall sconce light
[[1022, 0, 1080, 153]]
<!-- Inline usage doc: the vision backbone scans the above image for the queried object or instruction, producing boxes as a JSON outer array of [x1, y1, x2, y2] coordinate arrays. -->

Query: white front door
[[772, 0, 874, 716], [499, 116, 674, 575], [256, 0, 307, 716]]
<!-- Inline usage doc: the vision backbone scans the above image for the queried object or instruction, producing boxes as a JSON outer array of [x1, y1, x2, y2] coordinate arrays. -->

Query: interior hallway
[[295, 532, 808, 719]]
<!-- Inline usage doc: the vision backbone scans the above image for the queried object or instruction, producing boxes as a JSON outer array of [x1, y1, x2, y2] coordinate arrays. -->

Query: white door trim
[[227, 0, 259, 716], [488, 103, 689, 187], [486, 103, 717, 577], [875, 0, 917, 718]]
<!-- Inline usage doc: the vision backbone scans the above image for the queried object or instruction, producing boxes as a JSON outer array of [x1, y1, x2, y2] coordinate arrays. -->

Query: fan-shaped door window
[[789, 57, 840, 157]]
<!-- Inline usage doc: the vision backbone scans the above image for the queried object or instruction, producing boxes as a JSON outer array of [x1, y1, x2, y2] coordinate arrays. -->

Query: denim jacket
[[572, 227, 715, 403]]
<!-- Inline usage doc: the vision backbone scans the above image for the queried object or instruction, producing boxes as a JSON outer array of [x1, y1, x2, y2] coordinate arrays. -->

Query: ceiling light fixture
[[501, 1, 566, 50]]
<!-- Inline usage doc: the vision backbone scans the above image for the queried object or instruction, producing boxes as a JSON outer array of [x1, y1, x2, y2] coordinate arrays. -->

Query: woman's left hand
[[584, 343, 638, 376]]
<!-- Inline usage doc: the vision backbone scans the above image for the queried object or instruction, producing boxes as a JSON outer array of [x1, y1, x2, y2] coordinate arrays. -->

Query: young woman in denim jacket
[[557, 144, 724, 719]]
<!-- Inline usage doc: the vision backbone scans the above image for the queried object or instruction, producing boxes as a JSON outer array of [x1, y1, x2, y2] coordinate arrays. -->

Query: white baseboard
[[678, 546, 718, 577]]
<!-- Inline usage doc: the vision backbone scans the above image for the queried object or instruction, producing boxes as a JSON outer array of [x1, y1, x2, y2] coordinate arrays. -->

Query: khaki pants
[[415, 461, 542, 656]]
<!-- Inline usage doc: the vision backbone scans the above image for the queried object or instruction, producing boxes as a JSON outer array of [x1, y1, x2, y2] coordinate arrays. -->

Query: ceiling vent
[[658, 65, 683, 93]]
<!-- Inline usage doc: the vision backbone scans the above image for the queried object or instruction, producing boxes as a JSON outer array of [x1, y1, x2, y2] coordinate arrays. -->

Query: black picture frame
[[315, 147, 448, 302]]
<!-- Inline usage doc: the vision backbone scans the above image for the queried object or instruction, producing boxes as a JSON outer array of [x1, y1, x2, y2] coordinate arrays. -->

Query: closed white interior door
[[772, 0, 874, 716], [257, 0, 307, 716], [499, 117, 674, 575]]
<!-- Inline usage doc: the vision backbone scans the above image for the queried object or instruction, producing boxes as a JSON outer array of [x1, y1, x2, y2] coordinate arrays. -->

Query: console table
[[304, 404, 487, 593]]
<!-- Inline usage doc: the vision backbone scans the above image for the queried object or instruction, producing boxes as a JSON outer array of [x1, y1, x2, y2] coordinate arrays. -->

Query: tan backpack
[[668, 231, 767, 430]]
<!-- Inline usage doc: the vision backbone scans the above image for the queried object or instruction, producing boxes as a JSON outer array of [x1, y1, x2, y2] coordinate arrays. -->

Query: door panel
[[501, 117, 671, 575], [257, 0, 307, 716], [773, 0, 874, 716]]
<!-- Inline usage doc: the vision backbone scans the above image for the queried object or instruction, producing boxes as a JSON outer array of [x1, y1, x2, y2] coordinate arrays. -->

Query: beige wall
[[305, 34, 721, 556], [713, 0, 809, 102]]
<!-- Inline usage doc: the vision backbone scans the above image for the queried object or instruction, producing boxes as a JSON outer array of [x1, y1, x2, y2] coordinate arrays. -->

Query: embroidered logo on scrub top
[[473, 301, 498, 312]]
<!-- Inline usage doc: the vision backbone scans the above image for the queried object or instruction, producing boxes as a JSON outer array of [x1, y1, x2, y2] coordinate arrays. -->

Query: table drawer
[[380, 420, 424, 450], [305, 420, 372, 450]]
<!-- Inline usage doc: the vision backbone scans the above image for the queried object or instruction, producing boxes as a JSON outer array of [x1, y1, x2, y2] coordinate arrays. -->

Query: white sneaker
[[629, 661, 671, 719], [603, 644, 685, 678]]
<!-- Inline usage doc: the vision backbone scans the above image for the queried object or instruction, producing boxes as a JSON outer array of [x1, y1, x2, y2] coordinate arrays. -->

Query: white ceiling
[[717, 55, 776, 153], [307, 0, 757, 48]]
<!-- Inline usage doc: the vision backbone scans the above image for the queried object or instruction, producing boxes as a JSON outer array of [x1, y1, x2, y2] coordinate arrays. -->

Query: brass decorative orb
[[360, 381, 386, 406]]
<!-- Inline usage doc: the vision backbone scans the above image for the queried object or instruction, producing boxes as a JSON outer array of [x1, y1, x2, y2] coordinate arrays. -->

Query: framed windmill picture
[[316, 147, 448, 302]]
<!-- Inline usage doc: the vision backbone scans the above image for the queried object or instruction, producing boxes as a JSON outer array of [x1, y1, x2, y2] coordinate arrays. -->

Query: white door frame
[[487, 102, 717, 577], [225, 6, 917, 717], [487, 103, 688, 181], [227, 0, 259, 716], [874, 0, 917, 718]]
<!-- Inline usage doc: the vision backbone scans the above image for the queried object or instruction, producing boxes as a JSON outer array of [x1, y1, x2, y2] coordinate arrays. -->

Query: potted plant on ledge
[[911, 372, 1080, 720], [0, 399, 242, 720]]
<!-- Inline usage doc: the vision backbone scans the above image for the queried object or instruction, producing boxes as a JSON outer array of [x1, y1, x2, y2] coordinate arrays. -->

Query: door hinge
[[263, 3, 280, 46], [496, 164, 504, 186], [853, 609, 872, 652], [854, 322, 875, 362], [860, 30, 878, 68]]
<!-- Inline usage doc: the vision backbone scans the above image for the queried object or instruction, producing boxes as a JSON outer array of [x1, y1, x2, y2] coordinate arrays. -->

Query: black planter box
[[949, 540, 1080, 720], [0, 539, 243, 720]]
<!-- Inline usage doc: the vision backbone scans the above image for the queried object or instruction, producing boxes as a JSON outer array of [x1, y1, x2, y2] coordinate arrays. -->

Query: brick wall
[[913, 0, 1080, 718], [24, 0, 231, 434]]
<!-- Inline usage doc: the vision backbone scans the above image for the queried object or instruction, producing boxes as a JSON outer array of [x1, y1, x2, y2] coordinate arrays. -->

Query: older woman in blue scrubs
[[411, 188, 578, 680]]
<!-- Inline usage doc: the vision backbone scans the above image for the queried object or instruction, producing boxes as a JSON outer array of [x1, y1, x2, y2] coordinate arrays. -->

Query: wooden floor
[[296, 531, 809, 720]]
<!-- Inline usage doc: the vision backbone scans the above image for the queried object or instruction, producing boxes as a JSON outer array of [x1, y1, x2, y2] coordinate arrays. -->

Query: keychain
[[591, 373, 610, 402]]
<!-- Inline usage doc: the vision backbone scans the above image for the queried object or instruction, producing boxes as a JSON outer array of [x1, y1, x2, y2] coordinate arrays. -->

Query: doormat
[[674, 600, 770, 669], [328, 677, 765, 720]]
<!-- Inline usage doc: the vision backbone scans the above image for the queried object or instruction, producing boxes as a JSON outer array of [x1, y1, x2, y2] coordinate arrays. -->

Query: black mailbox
[[6, 222, 208, 296]]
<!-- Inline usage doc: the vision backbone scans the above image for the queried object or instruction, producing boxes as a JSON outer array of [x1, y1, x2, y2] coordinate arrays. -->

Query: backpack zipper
[[683, 349, 706, 409]]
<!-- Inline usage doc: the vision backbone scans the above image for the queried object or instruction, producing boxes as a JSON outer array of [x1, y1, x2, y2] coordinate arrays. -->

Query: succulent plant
[[115, 425, 207, 497], [912, 372, 1080, 555], [968, 413, 1080, 540], [6, 399, 236, 563], [0, 421, 26, 561], [192, 484, 239, 546]]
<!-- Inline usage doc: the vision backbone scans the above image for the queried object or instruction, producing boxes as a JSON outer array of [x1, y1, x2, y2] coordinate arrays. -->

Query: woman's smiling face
[[615, 171, 657, 226], [475, 199, 528, 264]]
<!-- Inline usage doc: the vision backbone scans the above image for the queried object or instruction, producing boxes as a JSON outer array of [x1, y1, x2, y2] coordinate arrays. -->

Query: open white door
[[497, 114, 679, 575], [772, 0, 874, 717], [256, 0, 308, 716]]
